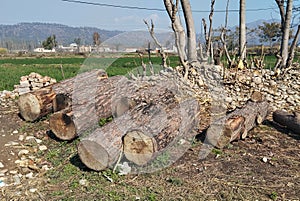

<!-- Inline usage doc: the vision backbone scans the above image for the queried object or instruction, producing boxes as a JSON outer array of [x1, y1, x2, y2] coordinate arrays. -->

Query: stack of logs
[[17, 66, 299, 171]]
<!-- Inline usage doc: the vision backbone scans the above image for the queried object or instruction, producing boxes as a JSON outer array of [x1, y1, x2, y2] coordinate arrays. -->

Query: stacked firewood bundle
[[14, 72, 57, 95], [16, 67, 275, 171]]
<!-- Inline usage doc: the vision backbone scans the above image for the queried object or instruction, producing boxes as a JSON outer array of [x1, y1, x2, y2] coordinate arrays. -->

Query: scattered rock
[[18, 150, 30, 156], [25, 172, 34, 179], [0, 162, 4, 168], [29, 188, 37, 193], [4, 141, 19, 147], [0, 180, 6, 187], [262, 157, 268, 163], [79, 179, 88, 186], [38, 145, 47, 151]]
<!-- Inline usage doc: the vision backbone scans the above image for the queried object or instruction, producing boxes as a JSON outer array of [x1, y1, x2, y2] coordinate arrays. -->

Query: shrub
[[0, 48, 8, 54]]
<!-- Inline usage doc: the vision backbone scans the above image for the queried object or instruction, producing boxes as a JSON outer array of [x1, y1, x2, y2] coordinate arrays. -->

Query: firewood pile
[[14, 72, 57, 95], [13, 63, 299, 172]]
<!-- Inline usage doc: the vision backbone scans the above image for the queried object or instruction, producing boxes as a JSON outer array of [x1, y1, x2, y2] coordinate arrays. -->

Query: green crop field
[[0, 55, 181, 91]]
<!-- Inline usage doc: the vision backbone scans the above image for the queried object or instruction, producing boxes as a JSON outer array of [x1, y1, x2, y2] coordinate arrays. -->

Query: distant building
[[124, 47, 138, 53], [33, 48, 55, 53]]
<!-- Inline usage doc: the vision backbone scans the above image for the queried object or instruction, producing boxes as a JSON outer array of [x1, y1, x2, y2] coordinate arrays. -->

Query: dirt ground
[[0, 98, 299, 200]]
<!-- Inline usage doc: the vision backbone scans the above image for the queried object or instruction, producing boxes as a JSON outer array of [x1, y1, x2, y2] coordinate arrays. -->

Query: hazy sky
[[0, 0, 281, 32]]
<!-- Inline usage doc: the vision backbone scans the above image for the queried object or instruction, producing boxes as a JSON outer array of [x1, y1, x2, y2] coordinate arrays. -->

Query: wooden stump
[[273, 110, 300, 134], [18, 69, 107, 121], [206, 101, 269, 148]]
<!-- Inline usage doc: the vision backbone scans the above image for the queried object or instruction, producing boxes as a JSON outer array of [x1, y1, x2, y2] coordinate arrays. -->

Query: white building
[[33, 48, 56, 53]]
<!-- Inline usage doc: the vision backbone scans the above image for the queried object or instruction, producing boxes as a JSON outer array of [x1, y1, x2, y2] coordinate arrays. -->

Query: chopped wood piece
[[206, 101, 269, 148]]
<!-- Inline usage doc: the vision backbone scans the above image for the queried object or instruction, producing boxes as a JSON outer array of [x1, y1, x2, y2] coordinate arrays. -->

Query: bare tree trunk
[[280, 0, 294, 68], [180, 0, 198, 63], [239, 0, 247, 60], [275, 0, 286, 32], [286, 25, 300, 68], [163, 0, 187, 64]]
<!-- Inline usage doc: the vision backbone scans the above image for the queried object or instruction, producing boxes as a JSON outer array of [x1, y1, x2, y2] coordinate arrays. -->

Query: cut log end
[[123, 130, 157, 166], [49, 111, 76, 141], [77, 140, 109, 171], [18, 87, 55, 121], [18, 93, 41, 121]]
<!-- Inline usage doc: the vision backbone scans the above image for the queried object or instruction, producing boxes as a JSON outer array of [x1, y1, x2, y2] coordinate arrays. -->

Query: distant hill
[[0, 22, 123, 50], [1, 20, 296, 51], [0, 22, 176, 51]]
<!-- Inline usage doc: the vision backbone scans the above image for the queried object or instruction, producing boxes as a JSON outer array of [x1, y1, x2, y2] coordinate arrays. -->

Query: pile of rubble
[[223, 65, 300, 112], [0, 130, 51, 189]]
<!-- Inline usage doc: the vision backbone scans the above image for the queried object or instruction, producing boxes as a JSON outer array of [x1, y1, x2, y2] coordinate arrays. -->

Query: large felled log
[[18, 69, 107, 121], [206, 100, 269, 148], [77, 77, 200, 170], [273, 110, 300, 134], [49, 76, 140, 140]]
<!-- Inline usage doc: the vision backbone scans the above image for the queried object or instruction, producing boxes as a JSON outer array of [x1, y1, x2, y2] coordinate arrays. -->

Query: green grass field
[[0, 55, 181, 91]]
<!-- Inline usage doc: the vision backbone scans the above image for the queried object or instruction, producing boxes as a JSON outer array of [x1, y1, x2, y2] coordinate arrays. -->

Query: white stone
[[35, 139, 42, 144], [39, 145, 47, 151], [12, 130, 18, 134], [0, 162, 4, 168], [262, 157, 268, 163], [4, 141, 19, 146], [79, 179, 88, 186], [29, 188, 37, 193], [9, 170, 18, 175], [41, 165, 50, 171], [253, 77, 262, 85], [18, 135, 24, 141], [25, 172, 34, 179], [25, 136, 36, 141], [18, 150, 29, 156], [0, 180, 6, 187]]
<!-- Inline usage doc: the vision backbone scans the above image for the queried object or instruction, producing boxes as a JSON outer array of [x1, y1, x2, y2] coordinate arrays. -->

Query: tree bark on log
[[206, 101, 269, 148], [18, 69, 107, 121], [77, 77, 200, 170], [273, 110, 300, 134], [49, 75, 133, 140]]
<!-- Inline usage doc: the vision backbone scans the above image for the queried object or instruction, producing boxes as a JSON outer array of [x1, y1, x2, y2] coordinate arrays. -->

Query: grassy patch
[[0, 55, 180, 91]]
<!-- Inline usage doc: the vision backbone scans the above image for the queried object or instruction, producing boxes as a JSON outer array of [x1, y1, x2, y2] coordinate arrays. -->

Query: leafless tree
[[274, 0, 300, 69], [239, 0, 246, 60], [202, 0, 216, 60]]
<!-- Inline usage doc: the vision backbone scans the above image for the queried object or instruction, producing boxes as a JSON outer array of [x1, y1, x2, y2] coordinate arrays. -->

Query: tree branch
[[144, 19, 168, 69]]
